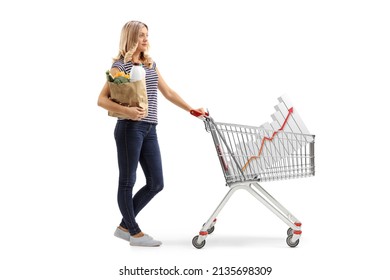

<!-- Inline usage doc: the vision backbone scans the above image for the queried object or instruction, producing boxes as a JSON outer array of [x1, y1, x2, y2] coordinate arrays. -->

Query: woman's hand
[[123, 107, 147, 121], [193, 108, 206, 115], [190, 107, 208, 119]]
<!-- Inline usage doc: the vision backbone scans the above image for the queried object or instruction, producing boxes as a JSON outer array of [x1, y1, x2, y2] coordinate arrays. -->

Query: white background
[[1, 0, 389, 279]]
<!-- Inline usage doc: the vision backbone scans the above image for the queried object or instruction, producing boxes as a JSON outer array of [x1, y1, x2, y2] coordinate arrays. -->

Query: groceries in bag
[[105, 67, 148, 118]]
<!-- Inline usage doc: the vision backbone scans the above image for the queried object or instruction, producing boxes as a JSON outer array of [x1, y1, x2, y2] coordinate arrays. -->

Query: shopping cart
[[190, 109, 315, 249]]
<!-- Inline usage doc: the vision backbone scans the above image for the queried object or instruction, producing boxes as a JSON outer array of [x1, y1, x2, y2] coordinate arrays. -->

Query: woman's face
[[137, 26, 149, 52]]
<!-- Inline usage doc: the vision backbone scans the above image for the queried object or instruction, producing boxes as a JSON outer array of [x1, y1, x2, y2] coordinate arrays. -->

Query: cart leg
[[192, 185, 243, 249], [249, 182, 301, 229], [244, 182, 302, 246]]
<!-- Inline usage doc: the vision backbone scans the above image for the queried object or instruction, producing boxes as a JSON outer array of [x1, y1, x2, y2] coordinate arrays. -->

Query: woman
[[97, 20, 204, 247]]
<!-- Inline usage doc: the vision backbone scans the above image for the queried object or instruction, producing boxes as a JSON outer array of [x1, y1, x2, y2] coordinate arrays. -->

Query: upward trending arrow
[[242, 107, 294, 171], [280, 107, 293, 130]]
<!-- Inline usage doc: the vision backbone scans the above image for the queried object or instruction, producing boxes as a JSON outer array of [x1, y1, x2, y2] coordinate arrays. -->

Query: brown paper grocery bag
[[108, 79, 148, 118]]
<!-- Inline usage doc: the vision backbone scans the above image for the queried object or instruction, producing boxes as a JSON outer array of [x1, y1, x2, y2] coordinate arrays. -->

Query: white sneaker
[[114, 227, 130, 242], [130, 234, 162, 247]]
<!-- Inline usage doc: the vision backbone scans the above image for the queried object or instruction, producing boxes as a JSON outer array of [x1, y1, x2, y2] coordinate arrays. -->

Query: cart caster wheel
[[287, 228, 293, 236], [192, 236, 206, 249], [286, 235, 300, 248], [202, 223, 215, 235]]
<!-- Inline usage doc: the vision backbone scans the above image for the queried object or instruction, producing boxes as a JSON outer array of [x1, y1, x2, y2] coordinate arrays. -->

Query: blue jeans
[[114, 120, 164, 235]]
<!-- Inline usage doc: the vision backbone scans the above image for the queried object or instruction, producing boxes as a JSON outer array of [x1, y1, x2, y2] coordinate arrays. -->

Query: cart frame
[[191, 112, 315, 249]]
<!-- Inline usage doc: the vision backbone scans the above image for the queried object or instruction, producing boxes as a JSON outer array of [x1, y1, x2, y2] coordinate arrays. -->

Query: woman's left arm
[[157, 67, 202, 113]]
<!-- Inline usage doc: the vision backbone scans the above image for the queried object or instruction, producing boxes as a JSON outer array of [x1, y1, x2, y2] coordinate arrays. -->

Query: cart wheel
[[192, 236, 206, 249], [202, 223, 215, 235], [287, 228, 293, 236], [286, 235, 300, 248], [207, 226, 215, 234]]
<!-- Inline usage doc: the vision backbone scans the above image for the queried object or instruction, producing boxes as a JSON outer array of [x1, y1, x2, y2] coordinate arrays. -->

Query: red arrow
[[242, 107, 293, 171]]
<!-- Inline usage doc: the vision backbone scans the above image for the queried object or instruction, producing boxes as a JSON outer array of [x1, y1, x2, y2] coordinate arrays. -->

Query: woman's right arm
[[97, 68, 146, 120]]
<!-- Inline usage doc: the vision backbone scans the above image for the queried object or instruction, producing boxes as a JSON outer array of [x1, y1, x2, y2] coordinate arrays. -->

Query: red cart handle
[[190, 109, 209, 118]]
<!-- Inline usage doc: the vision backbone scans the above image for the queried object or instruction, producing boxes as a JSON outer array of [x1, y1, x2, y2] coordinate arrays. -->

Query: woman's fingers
[[134, 107, 146, 119]]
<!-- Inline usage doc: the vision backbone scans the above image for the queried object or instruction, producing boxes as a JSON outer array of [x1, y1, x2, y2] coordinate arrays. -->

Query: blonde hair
[[113, 21, 153, 68]]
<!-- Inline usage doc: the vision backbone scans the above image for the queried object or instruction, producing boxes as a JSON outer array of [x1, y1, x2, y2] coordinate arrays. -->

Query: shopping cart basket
[[190, 109, 315, 249]]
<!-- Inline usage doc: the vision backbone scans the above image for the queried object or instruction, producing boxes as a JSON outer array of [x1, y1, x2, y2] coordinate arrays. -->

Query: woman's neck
[[132, 52, 141, 64]]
